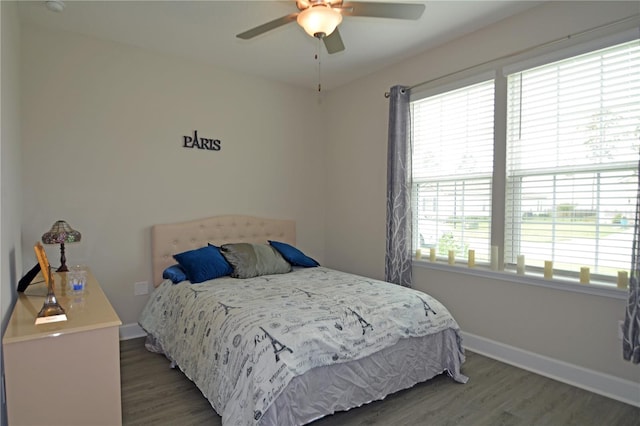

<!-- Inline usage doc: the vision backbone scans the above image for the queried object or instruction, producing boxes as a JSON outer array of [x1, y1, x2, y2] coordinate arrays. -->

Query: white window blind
[[411, 80, 495, 262], [505, 39, 640, 280]]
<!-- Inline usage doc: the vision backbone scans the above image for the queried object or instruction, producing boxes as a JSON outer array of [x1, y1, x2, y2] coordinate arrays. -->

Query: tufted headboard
[[151, 215, 296, 287]]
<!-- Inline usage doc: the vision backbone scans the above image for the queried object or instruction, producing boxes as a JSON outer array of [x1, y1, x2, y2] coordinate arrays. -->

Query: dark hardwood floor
[[120, 337, 639, 425]]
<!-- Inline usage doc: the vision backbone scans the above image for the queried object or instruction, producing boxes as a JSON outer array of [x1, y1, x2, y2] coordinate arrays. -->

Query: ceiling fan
[[236, 1, 426, 54]]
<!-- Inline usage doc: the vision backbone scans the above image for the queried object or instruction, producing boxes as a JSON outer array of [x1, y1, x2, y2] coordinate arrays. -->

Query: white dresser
[[3, 269, 122, 426]]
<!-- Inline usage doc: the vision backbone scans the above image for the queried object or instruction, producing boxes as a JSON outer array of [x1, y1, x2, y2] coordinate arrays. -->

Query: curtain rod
[[384, 14, 640, 98]]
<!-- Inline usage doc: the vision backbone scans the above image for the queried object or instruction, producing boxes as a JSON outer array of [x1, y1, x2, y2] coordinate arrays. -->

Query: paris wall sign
[[182, 130, 221, 151]]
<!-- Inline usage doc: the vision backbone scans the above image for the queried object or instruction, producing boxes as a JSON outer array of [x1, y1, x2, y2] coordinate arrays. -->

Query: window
[[505, 40, 640, 279], [411, 36, 640, 286], [412, 79, 495, 263]]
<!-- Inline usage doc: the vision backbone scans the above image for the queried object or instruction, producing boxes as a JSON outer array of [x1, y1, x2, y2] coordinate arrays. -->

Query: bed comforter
[[139, 267, 466, 425]]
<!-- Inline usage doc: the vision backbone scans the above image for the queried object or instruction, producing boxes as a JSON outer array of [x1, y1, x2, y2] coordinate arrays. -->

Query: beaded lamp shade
[[42, 220, 81, 272]]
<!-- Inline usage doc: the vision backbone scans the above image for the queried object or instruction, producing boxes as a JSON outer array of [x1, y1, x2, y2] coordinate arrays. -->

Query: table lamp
[[41, 220, 81, 272]]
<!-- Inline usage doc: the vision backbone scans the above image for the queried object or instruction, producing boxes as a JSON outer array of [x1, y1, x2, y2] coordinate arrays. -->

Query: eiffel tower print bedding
[[139, 266, 466, 425]]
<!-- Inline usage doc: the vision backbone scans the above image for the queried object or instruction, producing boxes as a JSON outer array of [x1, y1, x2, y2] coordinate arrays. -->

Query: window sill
[[413, 260, 628, 300]]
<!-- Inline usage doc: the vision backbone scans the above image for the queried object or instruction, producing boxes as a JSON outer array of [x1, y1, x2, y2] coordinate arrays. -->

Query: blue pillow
[[162, 264, 188, 284], [268, 241, 319, 267], [173, 245, 233, 284]]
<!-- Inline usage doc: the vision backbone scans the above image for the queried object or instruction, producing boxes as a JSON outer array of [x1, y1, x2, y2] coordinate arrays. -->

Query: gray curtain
[[622, 155, 640, 364], [385, 85, 412, 287]]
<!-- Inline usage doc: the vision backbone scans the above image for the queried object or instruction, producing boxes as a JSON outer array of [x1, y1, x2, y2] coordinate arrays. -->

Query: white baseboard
[[461, 331, 640, 408], [119, 323, 146, 340]]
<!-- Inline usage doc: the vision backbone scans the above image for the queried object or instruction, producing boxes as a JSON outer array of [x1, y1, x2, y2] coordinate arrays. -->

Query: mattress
[[139, 267, 467, 425]]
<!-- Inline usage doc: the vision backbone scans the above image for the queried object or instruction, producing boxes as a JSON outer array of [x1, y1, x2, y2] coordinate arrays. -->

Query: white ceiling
[[17, 0, 544, 91]]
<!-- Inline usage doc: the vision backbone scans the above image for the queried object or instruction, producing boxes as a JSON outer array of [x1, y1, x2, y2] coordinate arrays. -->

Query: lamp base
[[57, 242, 68, 272]]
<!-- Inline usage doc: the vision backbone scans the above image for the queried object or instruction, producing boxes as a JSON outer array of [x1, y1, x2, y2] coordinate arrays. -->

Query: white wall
[[1, 1, 22, 325], [323, 1, 640, 383], [1, 2, 23, 424], [20, 25, 326, 325]]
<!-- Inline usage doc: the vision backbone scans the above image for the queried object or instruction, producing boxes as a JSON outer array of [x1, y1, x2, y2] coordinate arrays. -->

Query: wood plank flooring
[[120, 337, 639, 425]]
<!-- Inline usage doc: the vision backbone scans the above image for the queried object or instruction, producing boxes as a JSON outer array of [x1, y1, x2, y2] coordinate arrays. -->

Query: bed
[[139, 214, 467, 425]]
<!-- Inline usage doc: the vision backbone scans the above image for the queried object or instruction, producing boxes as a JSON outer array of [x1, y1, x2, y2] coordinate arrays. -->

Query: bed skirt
[[146, 328, 467, 425]]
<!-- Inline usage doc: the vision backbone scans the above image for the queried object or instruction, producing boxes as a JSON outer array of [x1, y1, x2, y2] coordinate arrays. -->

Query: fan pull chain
[[316, 36, 322, 93]]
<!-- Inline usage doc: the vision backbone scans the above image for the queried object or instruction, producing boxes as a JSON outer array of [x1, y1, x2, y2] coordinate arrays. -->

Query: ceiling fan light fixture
[[297, 4, 342, 38]]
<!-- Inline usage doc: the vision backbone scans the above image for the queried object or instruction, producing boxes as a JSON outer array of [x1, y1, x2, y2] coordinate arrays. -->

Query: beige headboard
[[151, 215, 296, 286]]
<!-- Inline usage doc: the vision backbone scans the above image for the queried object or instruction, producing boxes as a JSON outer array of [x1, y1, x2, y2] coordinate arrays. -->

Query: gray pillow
[[220, 243, 292, 279]]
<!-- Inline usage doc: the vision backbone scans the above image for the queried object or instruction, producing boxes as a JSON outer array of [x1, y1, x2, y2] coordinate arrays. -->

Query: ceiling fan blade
[[236, 13, 299, 39], [324, 28, 345, 54], [340, 2, 425, 20]]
